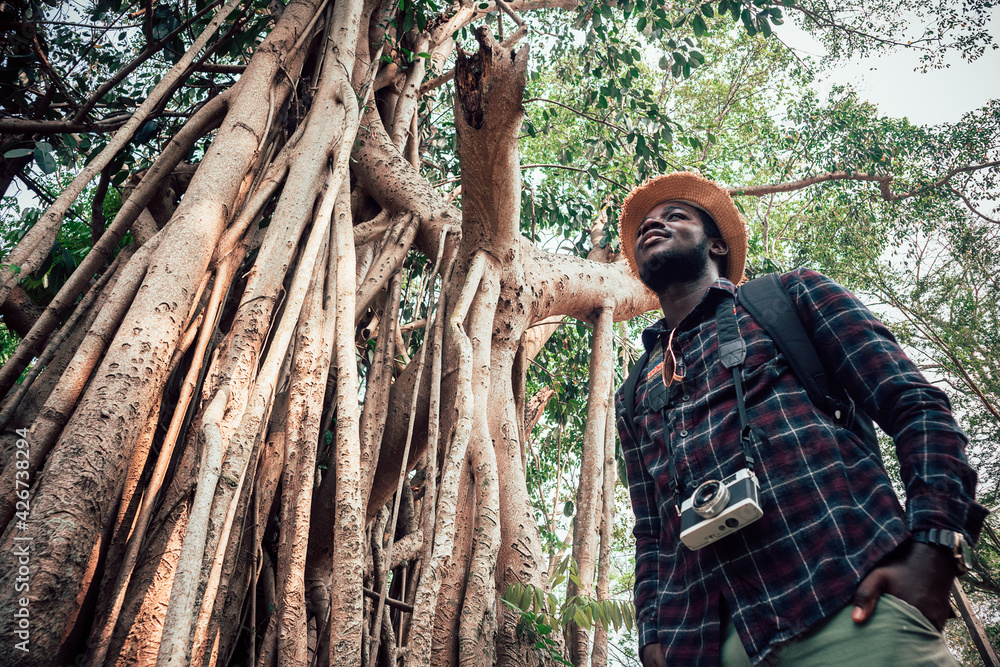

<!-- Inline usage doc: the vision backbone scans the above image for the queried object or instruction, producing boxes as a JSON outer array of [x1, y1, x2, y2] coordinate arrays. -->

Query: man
[[615, 172, 986, 666]]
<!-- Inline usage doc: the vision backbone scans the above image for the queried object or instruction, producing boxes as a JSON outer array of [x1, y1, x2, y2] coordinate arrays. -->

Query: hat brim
[[619, 172, 747, 285]]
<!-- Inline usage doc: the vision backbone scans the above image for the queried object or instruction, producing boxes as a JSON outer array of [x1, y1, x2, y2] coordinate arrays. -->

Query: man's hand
[[641, 642, 666, 667], [852, 541, 957, 631]]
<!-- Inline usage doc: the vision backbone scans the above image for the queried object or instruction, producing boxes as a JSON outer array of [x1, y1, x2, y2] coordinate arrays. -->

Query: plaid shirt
[[616, 269, 986, 665]]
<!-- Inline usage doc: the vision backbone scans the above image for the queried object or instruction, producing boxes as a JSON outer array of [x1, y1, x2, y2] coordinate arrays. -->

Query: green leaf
[[760, 16, 772, 37], [135, 120, 159, 144], [610, 600, 623, 628], [520, 584, 533, 610], [636, 16, 647, 31], [34, 144, 56, 174], [4, 148, 33, 158], [658, 55, 669, 71], [692, 15, 707, 36], [591, 601, 605, 624], [563, 499, 574, 516], [503, 583, 521, 604], [572, 608, 590, 629]]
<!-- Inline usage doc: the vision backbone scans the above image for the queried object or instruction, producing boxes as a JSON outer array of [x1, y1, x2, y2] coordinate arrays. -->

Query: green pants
[[720, 595, 958, 666]]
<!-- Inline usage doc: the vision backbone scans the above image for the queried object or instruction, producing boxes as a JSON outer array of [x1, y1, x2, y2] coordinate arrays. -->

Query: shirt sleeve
[[616, 387, 661, 652], [782, 268, 988, 544]]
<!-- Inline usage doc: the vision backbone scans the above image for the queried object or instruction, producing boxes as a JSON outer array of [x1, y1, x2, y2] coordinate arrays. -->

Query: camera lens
[[691, 479, 730, 518], [694, 481, 720, 506]]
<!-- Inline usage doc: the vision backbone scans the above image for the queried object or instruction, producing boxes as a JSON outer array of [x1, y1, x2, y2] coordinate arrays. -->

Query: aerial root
[[459, 259, 502, 667]]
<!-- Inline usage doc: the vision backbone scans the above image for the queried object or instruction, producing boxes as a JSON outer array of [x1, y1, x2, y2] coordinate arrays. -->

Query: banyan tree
[[1, 0, 998, 665], [0, 0, 656, 663]]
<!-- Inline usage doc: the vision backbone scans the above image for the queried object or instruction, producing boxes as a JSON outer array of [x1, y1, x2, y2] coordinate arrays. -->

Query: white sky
[[776, 7, 1000, 126]]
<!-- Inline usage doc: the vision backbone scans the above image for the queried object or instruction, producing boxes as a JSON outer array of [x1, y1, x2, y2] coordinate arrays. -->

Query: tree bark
[[591, 383, 618, 667], [567, 307, 614, 665], [0, 2, 324, 661]]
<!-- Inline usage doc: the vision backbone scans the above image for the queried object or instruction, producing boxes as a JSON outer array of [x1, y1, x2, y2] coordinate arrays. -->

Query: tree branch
[[729, 161, 1000, 202], [784, 4, 937, 54], [883, 161, 1000, 201], [525, 97, 628, 134], [143, 0, 154, 45], [30, 34, 86, 119], [521, 163, 626, 190], [950, 187, 1000, 225], [729, 171, 892, 197], [0, 110, 198, 134], [194, 63, 246, 74], [71, 0, 225, 123], [0, 20, 143, 30]]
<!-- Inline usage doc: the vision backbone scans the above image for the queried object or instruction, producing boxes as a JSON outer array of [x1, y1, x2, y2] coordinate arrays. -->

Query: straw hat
[[619, 172, 747, 285]]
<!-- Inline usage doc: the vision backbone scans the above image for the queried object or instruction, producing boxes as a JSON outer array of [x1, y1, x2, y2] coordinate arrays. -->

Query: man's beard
[[637, 236, 710, 292]]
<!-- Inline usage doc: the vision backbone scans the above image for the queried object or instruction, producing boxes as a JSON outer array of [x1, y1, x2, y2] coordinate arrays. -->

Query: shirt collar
[[639, 277, 736, 352]]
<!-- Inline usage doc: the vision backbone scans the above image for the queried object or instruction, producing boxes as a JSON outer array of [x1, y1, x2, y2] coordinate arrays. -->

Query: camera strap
[[714, 295, 756, 474]]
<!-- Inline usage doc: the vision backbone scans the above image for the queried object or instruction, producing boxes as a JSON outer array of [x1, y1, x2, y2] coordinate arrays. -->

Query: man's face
[[634, 201, 712, 291]]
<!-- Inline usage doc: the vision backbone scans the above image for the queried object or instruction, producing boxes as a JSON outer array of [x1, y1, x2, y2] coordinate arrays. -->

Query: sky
[[776, 7, 1000, 126]]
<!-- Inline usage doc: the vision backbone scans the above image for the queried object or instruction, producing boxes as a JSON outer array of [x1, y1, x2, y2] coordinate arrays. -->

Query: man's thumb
[[851, 572, 884, 624]]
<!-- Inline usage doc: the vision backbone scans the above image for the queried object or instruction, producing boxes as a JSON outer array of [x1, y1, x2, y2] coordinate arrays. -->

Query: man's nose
[[637, 218, 662, 237]]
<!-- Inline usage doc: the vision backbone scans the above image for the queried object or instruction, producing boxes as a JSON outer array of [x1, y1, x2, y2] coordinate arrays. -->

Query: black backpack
[[620, 273, 879, 449]]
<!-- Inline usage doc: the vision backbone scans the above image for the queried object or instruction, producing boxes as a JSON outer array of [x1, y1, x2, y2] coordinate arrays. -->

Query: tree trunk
[[0, 3, 666, 666]]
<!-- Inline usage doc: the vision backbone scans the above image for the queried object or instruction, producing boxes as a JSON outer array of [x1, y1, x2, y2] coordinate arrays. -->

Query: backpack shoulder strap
[[737, 273, 842, 421], [621, 349, 650, 442], [738, 273, 879, 449]]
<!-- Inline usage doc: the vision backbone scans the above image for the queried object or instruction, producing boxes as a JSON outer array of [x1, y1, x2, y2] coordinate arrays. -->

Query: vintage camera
[[679, 468, 763, 550]]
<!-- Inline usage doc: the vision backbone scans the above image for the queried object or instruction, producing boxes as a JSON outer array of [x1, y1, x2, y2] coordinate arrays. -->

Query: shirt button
[[679, 430, 688, 436]]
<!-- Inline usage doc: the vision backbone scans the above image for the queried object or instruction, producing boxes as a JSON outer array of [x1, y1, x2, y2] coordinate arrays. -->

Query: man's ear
[[709, 238, 729, 258]]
